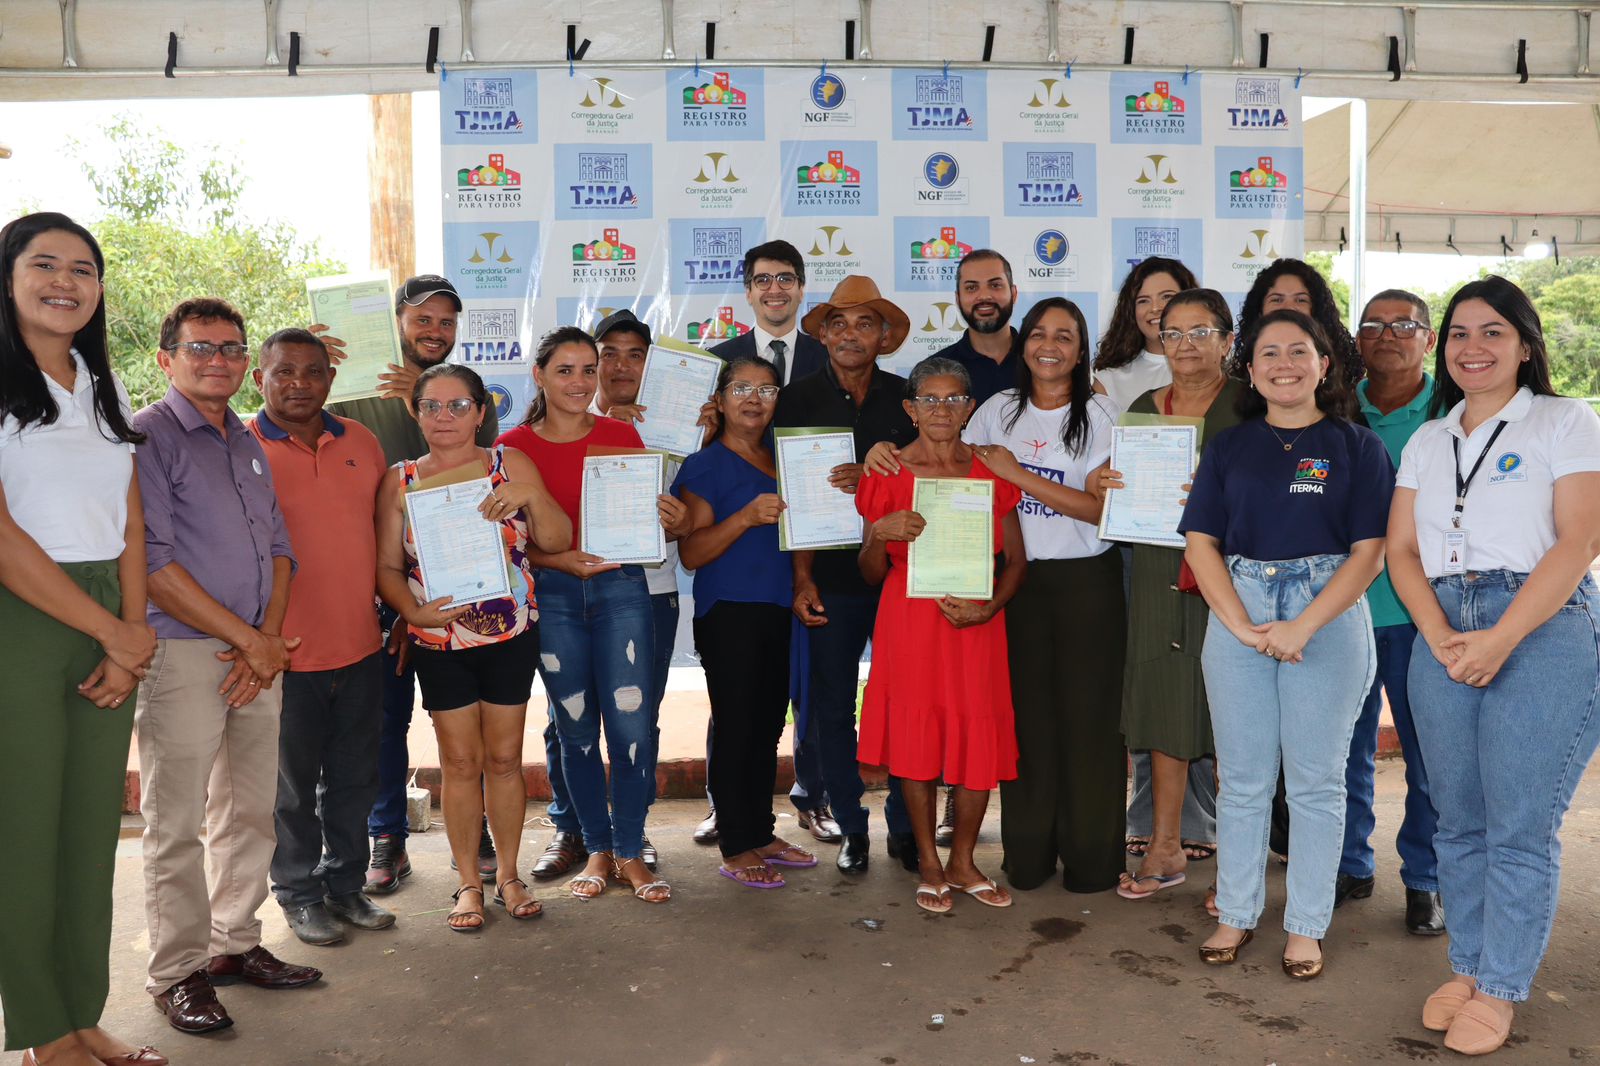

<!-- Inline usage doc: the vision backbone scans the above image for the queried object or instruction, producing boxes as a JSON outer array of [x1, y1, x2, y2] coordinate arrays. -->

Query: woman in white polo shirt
[[1387, 276, 1600, 1056], [0, 212, 163, 1066]]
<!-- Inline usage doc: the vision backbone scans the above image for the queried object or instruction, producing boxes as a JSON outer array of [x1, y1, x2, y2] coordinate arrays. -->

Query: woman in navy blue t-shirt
[[673, 355, 812, 889], [1180, 309, 1395, 978]]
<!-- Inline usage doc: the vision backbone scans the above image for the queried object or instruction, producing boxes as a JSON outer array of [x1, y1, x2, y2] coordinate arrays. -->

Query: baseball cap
[[394, 274, 463, 313], [591, 308, 652, 346]]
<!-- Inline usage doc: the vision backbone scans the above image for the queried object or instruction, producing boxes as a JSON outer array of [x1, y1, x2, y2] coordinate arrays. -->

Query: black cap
[[395, 274, 463, 313], [591, 308, 652, 346]]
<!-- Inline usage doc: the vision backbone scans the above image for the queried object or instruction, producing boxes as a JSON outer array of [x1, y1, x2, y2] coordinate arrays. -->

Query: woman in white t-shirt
[[0, 213, 162, 1065], [966, 297, 1128, 893], [1091, 256, 1197, 413], [1388, 276, 1600, 1056]]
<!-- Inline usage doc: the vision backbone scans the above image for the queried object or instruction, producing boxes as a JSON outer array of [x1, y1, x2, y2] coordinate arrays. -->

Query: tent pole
[[1348, 97, 1368, 329]]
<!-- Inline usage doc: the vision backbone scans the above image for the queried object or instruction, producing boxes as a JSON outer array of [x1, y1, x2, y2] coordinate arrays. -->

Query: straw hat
[[800, 275, 911, 355]]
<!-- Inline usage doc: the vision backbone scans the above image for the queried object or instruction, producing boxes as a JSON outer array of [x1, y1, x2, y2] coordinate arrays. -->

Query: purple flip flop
[[762, 845, 819, 869], [719, 865, 786, 889]]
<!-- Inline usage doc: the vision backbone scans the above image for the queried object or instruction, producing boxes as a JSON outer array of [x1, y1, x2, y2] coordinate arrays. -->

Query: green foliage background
[[73, 118, 346, 412]]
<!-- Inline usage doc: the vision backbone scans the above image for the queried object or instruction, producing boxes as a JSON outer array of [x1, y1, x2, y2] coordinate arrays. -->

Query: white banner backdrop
[[438, 65, 1303, 425]]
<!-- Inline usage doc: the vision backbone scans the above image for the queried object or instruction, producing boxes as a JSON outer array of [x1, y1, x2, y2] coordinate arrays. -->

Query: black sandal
[[1125, 836, 1151, 857], [493, 878, 543, 920], [1182, 840, 1217, 861], [448, 885, 485, 933]]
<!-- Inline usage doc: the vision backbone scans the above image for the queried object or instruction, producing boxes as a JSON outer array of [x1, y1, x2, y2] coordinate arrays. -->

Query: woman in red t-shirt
[[499, 327, 690, 905]]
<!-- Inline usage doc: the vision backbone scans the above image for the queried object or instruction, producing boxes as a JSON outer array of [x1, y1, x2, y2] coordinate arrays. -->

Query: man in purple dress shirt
[[132, 298, 321, 1037]]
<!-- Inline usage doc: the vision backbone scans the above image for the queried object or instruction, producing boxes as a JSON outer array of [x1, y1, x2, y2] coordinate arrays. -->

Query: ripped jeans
[[533, 566, 657, 861]]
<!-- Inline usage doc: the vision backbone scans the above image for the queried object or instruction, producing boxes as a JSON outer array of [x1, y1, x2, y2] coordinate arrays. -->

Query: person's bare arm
[[1386, 486, 1460, 668], [676, 488, 784, 570], [936, 510, 1028, 628]]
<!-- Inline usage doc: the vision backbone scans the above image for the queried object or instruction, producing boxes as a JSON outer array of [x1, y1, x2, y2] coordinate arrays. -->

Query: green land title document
[[907, 476, 994, 600]]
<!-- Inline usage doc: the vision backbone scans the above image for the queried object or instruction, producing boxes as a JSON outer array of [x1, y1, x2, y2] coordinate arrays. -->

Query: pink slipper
[[1117, 871, 1186, 899]]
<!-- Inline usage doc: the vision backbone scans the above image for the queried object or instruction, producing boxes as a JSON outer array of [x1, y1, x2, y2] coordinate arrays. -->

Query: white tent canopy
[[1306, 100, 1600, 256], [0, 0, 1595, 103]]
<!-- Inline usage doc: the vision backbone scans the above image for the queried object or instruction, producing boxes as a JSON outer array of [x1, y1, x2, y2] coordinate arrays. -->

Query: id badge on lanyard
[[1448, 420, 1507, 575]]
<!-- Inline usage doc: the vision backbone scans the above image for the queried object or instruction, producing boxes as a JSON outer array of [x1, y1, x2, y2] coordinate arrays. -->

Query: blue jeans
[[788, 590, 877, 835], [534, 566, 657, 860], [1340, 621, 1439, 888], [1203, 555, 1375, 939], [367, 606, 417, 842], [1409, 571, 1600, 1002]]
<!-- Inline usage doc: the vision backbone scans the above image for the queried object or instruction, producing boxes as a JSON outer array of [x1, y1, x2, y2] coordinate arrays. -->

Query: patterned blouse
[[401, 445, 536, 651]]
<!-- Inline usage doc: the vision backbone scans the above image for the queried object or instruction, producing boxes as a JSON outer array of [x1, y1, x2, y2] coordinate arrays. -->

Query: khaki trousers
[[135, 637, 281, 994]]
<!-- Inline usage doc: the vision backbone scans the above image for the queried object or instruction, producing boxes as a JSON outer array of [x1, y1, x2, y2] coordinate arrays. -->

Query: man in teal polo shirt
[[1337, 288, 1444, 935]]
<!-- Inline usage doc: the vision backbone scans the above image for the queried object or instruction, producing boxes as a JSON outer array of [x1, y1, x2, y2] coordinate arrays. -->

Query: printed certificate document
[[306, 271, 404, 403], [402, 477, 513, 607], [1098, 414, 1202, 549], [907, 477, 994, 600], [634, 345, 722, 458], [580, 452, 666, 565], [775, 427, 861, 551]]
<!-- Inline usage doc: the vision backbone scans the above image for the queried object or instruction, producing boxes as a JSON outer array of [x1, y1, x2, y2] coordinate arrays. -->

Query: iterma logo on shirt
[[1290, 457, 1329, 494]]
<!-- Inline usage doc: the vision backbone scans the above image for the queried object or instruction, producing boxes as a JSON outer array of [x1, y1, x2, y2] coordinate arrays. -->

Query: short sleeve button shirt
[[1396, 387, 1600, 577]]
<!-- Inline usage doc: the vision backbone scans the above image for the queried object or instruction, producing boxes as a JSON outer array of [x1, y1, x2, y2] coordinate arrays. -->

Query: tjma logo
[[1229, 78, 1289, 131], [681, 226, 747, 286], [569, 152, 640, 208], [454, 77, 523, 134], [1016, 151, 1081, 205], [906, 74, 974, 128], [458, 309, 523, 365]]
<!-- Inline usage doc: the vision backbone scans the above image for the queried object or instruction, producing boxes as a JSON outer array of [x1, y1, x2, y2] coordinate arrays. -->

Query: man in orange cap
[[775, 276, 920, 873]]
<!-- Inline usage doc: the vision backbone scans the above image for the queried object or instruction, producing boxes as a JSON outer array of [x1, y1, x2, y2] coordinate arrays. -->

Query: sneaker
[[450, 817, 498, 877], [935, 787, 956, 847], [365, 834, 411, 896]]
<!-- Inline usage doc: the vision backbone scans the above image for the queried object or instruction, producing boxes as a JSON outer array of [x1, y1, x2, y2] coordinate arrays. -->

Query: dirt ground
[[9, 760, 1600, 1066]]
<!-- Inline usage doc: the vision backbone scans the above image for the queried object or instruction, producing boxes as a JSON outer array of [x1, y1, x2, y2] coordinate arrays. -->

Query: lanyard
[[1449, 421, 1507, 528]]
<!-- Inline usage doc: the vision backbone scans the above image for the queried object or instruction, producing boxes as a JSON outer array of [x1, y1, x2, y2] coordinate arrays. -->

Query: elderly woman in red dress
[[856, 356, 1027, 913]]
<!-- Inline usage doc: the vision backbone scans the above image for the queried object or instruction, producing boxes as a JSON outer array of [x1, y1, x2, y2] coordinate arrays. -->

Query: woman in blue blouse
[[1181, 309, 1395, 979], [674, 355, 813, 888]]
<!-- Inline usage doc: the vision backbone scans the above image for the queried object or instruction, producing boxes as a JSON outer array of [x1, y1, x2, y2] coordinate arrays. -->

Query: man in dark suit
[[709, 239, 827, 385]]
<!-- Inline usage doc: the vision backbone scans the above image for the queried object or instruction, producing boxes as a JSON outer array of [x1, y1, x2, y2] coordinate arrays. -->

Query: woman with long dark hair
[[1387, 277, 1600, 1055], [1235, 258, 1363, 390], [0, 212, 164, 1066], [498, 327, 688, 905], [964, 298, 1126, 892], [1093, 257, 1199, 412], [1182, 308, 1392, 978]]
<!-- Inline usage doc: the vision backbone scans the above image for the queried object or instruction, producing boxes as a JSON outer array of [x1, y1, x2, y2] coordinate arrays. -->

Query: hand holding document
[[1097, 414, 1201, 549], [633, 345, 722, 458], [775, 428, 862, 551], [580, 453, 667, 565], [907, 477, 995, 600], [306, 271, 405, 402], [403, 477, 514, 607]]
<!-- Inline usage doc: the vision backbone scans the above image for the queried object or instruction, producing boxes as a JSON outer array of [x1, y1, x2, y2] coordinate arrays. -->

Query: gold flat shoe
[[1198, 928, 1253, 965], [1282, 940, 1324, 980]]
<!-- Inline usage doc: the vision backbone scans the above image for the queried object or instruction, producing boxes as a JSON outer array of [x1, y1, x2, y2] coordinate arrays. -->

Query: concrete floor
[[10, 760, 1600, 1066]]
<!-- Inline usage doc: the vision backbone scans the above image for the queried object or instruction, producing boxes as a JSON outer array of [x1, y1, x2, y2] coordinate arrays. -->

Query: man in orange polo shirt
[[249, 328, 392, 945]]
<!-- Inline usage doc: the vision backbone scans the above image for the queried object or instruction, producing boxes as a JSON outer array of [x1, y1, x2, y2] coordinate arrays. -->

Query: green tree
[[1303, 250, 1351, 322], [71, 118, 345, 411]]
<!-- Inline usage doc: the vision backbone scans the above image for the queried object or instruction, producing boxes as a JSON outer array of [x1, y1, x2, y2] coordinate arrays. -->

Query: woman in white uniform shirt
[[1387, 276, 1600, 1056], [966, 297, 1128, 893], [1092, 257, 1198, 412], [0, 212, 163, 1066]]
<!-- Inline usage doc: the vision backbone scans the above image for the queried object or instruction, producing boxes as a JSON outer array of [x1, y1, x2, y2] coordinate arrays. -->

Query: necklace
[[1263, 420, 1312, 452]]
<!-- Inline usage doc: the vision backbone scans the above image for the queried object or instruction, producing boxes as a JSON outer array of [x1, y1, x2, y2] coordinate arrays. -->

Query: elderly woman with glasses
[[856, 356, 1026, 914], [674, 355, 815, 889]]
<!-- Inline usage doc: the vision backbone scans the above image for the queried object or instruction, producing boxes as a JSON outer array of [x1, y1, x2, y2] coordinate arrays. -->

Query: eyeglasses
[[416, 397, 479, 418], [748, 272, 800, 291], [1157, 327, 1226, 348], [1358, 320, 1428, 339], [724, 382, 780, 402], [167, 341, 250, 363], [910, 395, 972, 409]]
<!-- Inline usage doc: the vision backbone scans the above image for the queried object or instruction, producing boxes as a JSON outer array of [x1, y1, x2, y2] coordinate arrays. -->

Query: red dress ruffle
[[856, 457, 1021, 790]]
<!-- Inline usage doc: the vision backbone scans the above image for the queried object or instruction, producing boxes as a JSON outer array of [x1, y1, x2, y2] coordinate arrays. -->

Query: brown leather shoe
[[152, 970, 233, 1034], [530, 830, 587, 880], [206, 945, 322, 990]]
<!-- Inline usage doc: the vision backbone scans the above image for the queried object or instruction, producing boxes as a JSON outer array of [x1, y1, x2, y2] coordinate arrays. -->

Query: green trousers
[[0, 561, 132, 1051], [1000, 550, 1128, 893]]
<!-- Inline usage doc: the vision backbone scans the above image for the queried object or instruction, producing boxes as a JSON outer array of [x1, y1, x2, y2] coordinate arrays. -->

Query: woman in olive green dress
[[1095, 288, 1241, 902]]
